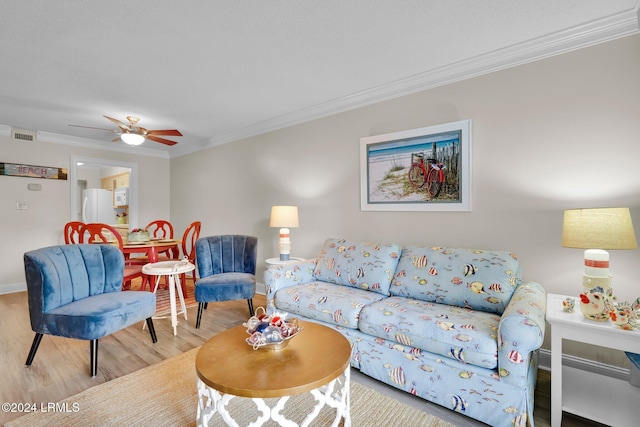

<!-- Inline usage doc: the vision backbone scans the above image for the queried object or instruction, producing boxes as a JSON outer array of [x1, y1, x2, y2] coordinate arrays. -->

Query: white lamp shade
[[562, 207, 637, 250], [269, 206, 299, 228], [121, 133, 145, 146]]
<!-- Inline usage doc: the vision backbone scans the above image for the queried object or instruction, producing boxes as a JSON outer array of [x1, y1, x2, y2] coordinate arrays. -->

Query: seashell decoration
[[244, 307, 302, 350]]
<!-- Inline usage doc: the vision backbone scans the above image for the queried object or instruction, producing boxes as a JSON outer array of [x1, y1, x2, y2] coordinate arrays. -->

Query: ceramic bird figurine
[[562, 297, 575, 313], [609, 301, 639, 330], [579, 291, 612, 321]]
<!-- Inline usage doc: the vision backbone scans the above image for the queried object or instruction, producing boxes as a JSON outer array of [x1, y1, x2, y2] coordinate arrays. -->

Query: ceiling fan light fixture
[[121, 133, 145, 146]]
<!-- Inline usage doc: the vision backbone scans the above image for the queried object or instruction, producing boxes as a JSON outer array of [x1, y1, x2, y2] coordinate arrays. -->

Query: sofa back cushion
[[390, 246, 522, 314], [313, 238, 401, 295]]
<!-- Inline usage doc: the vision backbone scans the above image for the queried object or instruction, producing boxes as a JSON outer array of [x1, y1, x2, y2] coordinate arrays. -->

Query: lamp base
[[583, 275, 612, 295], [278, 228, 291, 262]]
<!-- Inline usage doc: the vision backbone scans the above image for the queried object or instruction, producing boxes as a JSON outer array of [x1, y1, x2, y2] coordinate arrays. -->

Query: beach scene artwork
[[367, 130, 461, 203], [360, 120, 471, 211]]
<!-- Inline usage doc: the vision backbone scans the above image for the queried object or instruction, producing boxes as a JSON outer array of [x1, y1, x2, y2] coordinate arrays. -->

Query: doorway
[[69, 156, 139, 228]]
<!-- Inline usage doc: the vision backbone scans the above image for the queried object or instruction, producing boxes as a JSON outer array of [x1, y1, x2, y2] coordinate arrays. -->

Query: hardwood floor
[[0, 289, 608, 426]]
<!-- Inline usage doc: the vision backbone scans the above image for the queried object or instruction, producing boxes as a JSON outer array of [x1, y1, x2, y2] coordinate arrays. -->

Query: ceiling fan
[[69, 115, 182, 146]]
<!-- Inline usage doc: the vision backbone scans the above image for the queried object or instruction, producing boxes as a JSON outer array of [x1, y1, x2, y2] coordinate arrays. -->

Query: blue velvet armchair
[[194, 235, 257, 328], [24, 244, 157, 376]]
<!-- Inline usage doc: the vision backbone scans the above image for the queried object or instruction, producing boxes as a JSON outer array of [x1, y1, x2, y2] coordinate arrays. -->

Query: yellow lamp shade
[[562, 207, 637, 250]]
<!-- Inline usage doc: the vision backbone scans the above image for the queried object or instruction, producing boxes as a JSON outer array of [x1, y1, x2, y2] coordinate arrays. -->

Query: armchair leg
[[25, 333, 44, 366], [146, 317, 158, 343], [195, 302, 205, 329], [90, 339, 98, 377], [247, 299, 255, 317]]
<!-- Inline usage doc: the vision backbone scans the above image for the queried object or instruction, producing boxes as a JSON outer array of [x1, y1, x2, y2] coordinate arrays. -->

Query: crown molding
[[170, 7, 639, 159], [37, 131, 170, 159]]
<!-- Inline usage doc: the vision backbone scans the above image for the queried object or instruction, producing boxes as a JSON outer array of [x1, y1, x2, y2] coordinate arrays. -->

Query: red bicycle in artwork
[[408, 152, 445, 197]]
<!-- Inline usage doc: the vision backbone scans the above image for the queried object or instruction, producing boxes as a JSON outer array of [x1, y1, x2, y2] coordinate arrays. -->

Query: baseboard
[[538, 348, 631, 381], [0, 282, 26, 295]]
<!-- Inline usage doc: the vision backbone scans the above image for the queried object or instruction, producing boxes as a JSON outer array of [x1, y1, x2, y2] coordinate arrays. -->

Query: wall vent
[[11, 128, 36, 142]]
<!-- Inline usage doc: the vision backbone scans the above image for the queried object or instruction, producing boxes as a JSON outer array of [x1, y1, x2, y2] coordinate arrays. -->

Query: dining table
[[122, 239, 181, 263]]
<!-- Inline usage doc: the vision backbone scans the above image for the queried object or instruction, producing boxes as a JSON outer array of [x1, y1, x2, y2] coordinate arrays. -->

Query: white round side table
[[265, 257, 305, 270], [142, 260, 195, 336]]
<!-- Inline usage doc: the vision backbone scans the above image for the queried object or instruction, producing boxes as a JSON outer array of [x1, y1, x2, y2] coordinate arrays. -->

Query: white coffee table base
[[196, 366, 350, 427]]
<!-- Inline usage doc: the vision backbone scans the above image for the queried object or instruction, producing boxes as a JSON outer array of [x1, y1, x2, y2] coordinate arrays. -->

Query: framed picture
[[0, 162, 68, 180], [360, 120, 471, 211]]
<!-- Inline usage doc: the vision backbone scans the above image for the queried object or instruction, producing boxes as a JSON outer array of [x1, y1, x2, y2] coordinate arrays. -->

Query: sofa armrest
[[264, 258, 318, 313], [497, 281, 546, 386]]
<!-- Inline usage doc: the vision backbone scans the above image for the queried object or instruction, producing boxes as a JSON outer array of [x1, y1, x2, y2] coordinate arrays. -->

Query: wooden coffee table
[[196, 320, 352, 426]]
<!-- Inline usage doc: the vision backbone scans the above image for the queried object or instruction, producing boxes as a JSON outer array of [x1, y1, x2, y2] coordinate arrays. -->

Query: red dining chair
[[180, 221, 202, 282], [80, 223, 150, 291], [64, 221, 85, 244], [146, 220, 173, 239], [146, 220, 177, 258], [139, 221, 202, 296], [126, 220, 176, 266]]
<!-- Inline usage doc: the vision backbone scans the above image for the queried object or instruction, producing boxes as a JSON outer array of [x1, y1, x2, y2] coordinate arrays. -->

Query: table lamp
[[269, 206, 299, 261], [562, 207, 637, 320]]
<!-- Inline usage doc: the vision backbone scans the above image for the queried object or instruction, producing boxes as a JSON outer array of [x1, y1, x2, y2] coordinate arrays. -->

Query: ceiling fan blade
[[147, 135, 178, 146], [147, 129, 183, 136], [103, 115, 131, 131], [69, 124, 119, 133]]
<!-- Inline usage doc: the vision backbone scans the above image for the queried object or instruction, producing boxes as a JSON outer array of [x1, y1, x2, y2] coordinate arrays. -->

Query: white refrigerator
[[82, 188, 116, 223]]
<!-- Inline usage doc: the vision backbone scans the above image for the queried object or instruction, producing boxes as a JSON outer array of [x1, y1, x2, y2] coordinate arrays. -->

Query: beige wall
[[0, 139, 171, 290], [171, 34, 640, 366]]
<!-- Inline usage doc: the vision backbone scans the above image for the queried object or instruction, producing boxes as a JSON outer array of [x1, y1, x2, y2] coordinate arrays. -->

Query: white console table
[[547, 293, 640, 427]]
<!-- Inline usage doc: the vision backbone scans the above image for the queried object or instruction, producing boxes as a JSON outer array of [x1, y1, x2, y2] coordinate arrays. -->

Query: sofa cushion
[[390, 246, 521, 314], [274, 281, 387, 329], [313, 238, 401, 295], [359, 296, 500, 369]]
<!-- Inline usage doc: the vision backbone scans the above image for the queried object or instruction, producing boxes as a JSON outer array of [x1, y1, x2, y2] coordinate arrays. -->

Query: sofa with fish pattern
[[265, 238, 546, 427]]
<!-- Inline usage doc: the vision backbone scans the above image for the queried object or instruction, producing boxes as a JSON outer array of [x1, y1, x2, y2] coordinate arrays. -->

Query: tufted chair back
[[196, 235, 257, 277]]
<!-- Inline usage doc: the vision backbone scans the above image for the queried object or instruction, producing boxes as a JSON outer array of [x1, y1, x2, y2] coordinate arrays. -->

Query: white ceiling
[[1, 1, 638, 158]]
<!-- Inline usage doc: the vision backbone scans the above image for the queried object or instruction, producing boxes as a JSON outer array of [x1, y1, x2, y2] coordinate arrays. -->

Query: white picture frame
[[360, 120, 472, 211]]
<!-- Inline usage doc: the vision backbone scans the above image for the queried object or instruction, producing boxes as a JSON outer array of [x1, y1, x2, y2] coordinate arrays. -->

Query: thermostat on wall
[[28, 183, 41, 191]]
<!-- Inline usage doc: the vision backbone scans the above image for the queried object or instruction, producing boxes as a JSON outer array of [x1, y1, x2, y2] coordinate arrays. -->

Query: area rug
[[6, 347, 455, 427], [129, 276, 197, 316]]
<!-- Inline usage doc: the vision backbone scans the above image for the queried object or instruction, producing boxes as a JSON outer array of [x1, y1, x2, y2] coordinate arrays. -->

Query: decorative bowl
[[244, 308, 302, 351]]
